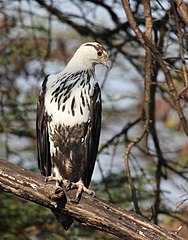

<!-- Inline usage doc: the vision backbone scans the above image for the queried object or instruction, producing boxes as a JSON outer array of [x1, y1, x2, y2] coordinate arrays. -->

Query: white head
[[64, 42, 111, 72]]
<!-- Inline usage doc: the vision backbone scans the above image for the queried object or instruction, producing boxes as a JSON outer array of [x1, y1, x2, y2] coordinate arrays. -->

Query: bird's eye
[[97, 51, 103, 56]]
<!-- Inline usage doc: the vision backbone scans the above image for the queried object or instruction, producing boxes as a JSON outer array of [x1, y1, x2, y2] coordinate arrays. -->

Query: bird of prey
[[36, 42, 111, 229]]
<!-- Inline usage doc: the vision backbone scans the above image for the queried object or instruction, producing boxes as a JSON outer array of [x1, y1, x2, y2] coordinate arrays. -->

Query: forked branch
[[121, 0, 188, 136]]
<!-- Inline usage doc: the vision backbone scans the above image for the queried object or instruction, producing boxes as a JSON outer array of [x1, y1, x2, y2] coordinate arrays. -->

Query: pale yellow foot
[[69, 179, 95, 202], [45, 177, 95, 202]]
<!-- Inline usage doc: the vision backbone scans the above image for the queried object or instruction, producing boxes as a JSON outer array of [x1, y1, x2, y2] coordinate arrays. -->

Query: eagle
[[36, 42, 111, 229]]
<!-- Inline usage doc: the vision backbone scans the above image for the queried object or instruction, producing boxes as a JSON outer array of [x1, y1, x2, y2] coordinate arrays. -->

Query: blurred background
[[0, 0, 188, 239]]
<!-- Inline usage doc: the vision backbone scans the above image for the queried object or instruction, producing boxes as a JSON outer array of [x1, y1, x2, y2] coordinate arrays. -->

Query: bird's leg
[[45, 176, 72, 200], [68, 179, 95, 203], [45, 177, 94, 202], [45, 176, 63, 186], [45, 176, 71, 188]]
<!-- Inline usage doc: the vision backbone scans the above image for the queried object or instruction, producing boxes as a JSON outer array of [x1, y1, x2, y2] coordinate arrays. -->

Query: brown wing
[[36, 76, 51, 177], [84, 83, 101, 187]]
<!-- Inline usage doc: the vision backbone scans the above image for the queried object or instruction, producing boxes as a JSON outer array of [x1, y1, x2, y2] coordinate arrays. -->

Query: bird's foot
[[45, 176, 72, 200], [68, 180, 95, 203], [45, 176, 62, 185], [45, 177, 94, 203], [45, 176, 71, 188]]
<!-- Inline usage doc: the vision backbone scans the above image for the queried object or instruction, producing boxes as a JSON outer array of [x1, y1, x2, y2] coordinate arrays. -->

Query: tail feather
[[52, 210, 74, 230]]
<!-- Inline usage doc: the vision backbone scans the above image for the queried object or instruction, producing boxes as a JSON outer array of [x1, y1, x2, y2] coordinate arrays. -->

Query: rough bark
[[0, 158, 184, 240], [173, 0, 188, 26]]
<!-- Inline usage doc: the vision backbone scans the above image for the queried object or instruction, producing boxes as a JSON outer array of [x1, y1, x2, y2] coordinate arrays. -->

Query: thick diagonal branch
[[0, 158, 183, 240]]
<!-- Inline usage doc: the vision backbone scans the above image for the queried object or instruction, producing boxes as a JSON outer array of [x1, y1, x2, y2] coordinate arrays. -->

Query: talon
[[72, 180, 95, 202], [45, 177, 94, 202], [75, 183, 83, 202], [44, 176, 63, 186], [91, 191, 95, 197], [44, 176, 51, 183], [45, 176, 56, 183], [63, 179, 72, 190], [54, 186, 64, 194], [83, 188, 95, 197], [70, 197, 79, 204], [51, 201, 58, 208]]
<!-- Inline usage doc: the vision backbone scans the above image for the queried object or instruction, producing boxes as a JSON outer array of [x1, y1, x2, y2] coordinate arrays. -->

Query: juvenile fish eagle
[[36, 42, 111, 229]]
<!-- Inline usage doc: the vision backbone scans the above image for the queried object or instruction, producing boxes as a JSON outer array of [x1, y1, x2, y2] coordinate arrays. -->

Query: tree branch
[[0, 158, 184, 240], [121, 0, 188, 136], [173, 0, 188, 26]]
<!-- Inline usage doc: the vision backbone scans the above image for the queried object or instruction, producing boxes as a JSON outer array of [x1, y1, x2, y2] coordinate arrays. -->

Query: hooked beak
[[104, 59, 112, 70]]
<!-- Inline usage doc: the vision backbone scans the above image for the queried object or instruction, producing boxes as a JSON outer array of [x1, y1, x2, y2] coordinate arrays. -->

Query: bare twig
[[98, 117, 141, 204], [171, 2, 188, 98], [143, 0, 164, 225], [142, 0, 152, 120], [99, 117, 141, 153], [121, 0, 188, 136], [124, 120, 150, 216]]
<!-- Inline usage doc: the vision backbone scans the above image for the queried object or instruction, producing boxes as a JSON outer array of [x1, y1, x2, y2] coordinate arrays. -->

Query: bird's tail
[[52, 210, 74, 230]]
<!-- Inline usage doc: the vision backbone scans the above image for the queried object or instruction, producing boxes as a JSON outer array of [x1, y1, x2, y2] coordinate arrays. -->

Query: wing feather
[[85, 83, 101, 187], [36, 76, 51, 177]]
